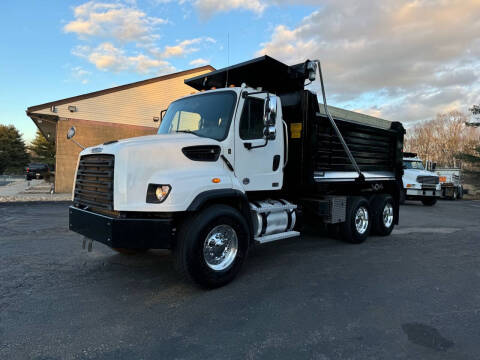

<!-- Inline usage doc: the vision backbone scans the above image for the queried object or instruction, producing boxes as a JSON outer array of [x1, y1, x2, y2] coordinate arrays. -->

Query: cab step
[[254, 231, 300, 244]]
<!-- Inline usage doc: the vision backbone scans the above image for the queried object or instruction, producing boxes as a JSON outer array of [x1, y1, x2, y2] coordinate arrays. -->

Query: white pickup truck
[[401, 153, 440, 206]]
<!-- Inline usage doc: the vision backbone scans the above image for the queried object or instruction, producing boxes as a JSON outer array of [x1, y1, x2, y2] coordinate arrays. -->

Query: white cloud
[[193, 0, 267, 18], [64, 1, 167, 43], [189, 58, 209, 66], [256, 0, 480, 123], [159, 37, 215, 58], [73, 42, 175, 74], [71, 66, 92, 84], [65, 1, 216, 75]]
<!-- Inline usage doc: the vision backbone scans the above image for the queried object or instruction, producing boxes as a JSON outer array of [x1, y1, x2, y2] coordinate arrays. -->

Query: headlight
[[146, 184, 171, 203]]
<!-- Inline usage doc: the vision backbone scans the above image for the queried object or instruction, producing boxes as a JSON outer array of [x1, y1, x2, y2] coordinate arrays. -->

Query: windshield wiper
[[175, 130, 200, 137]]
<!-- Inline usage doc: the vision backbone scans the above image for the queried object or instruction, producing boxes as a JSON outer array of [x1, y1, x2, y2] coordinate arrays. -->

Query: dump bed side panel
[[314, 116, 397, 173], [281, 90, 404, 195]]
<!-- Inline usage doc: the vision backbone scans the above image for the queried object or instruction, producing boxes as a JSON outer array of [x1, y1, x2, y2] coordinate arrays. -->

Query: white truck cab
[[68, 56, 405, 288], [401, 152, 440, 206], [74, 87, 285, 212]]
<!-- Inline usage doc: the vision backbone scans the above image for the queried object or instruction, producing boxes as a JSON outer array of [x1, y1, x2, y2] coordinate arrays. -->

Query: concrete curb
[[0, 201, 72, 207]]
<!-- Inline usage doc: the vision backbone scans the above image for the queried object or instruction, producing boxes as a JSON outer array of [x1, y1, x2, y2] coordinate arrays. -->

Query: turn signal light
[[212, 178, 221, 183], [406, 184, 413, 188]]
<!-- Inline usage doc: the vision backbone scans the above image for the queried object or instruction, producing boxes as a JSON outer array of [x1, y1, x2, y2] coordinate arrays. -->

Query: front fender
[[114, 165, 243, 212]]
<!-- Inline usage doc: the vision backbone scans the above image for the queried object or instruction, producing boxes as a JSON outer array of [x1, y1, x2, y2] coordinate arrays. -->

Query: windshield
[[158, 91, 237, 141], [404, 160, 425, 170]]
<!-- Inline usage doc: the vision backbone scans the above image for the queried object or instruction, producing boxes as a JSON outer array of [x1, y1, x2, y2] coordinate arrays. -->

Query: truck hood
[[403, 168, 440, 190], [77, 133, 232, 211], [404, 169, 438, 177], [81, 133, 219, 154]]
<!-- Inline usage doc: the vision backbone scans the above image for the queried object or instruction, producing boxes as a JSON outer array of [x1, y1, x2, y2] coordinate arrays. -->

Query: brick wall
[[55, 118, 156, 193]]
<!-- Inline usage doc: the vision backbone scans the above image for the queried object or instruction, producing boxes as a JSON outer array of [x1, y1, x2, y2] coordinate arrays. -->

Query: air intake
[[182, 145, 221, 162]]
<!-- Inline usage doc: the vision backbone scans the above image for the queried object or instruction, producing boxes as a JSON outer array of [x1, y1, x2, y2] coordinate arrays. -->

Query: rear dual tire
[[339, 194, 395, 243], [371, 194, 395, 236], [339, 197, 371, 244]]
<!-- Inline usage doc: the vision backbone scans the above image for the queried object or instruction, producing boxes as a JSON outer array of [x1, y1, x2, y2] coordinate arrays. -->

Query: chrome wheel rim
[[383, 203, 394, 228], [203, 225, 238, 271], [355, 206, 369, 234]]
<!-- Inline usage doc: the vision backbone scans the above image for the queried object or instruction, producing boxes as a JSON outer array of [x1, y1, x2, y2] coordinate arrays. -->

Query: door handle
[[244, 140, 268, 150]]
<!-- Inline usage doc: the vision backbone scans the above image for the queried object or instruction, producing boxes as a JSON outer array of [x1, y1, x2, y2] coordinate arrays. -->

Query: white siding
[[32, 69, 211, 128]]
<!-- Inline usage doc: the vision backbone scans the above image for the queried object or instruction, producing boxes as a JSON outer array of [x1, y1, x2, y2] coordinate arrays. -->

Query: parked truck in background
[[436, 168, 463, 200], [401, 152, 440, 206], [25, 163, 50, 180], [68, 56, 405, 288]]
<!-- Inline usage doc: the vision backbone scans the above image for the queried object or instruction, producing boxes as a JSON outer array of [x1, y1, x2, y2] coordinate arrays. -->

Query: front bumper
[[406, 188, 438, 198], [69, 206, 175, 249]]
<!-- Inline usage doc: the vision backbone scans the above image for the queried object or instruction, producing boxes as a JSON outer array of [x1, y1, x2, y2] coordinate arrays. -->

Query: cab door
[[234, 94, 284, 191]]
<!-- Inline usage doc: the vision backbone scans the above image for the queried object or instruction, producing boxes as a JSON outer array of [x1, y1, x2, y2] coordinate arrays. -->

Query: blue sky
[[1, 0, 479, 142]]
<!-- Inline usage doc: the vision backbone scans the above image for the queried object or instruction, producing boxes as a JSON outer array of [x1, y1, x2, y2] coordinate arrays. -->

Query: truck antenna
[[225, 32, 230, 87]]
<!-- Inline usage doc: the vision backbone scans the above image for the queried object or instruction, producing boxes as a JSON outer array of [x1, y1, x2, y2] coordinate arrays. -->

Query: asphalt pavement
[[1, 200, 479, 359]]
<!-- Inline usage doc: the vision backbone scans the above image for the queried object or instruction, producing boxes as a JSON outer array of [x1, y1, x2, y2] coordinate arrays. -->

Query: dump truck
[[401, 152, 440, 206], [68, 56, 405, 288]]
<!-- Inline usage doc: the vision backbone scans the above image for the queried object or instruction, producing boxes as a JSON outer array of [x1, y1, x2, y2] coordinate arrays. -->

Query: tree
[[29, 129, 55, 165], [0, 125, 30, 174], [404, 110, 480, 168], [457, 145, 480, 164]]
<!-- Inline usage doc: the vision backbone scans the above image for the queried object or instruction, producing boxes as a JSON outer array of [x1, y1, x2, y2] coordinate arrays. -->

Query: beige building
[[27, 65, 214, 193]]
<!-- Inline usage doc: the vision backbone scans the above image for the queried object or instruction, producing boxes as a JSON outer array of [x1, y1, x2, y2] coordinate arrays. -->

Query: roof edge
[[27, 65, 215, 113]]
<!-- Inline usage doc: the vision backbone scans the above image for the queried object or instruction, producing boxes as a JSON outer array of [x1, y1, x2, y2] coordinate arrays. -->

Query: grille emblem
[[91, 147, 103, 153]]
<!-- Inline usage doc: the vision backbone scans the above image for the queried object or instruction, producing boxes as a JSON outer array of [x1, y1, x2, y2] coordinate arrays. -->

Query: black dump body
[[280, 90, 405, 196], [185, 55, 405, 198]]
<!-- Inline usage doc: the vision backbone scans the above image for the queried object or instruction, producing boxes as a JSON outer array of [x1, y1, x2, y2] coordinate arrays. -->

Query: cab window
[[240, 98, 265, 140], [169, 111, 201, 132], [403, 161, 425, 170]]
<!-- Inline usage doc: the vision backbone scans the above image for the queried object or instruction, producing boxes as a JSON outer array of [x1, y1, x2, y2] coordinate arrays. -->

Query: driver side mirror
[[264, 95, 277, 140]]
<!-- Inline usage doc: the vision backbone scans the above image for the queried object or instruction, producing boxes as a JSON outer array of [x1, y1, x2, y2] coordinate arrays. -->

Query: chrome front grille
[[74, 155, 114, 210]]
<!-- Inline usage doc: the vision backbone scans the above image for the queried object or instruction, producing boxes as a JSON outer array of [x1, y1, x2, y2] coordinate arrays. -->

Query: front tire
[[371, 194, 395, 236], [421, 197, 437, 206], [174, 205, 249, 288], [339, 197, 371, 244]]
